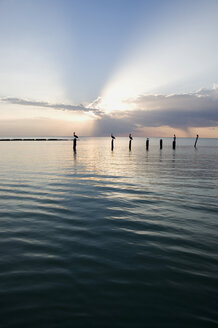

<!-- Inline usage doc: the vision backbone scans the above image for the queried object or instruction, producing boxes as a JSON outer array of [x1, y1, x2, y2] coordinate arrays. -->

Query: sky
[[0, 0, 218, 137]]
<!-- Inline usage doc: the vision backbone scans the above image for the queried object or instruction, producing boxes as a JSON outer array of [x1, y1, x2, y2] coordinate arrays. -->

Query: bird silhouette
[[111, 134, 116, 139], [129, 134, 133, 140], [73, 132, 78, 139]]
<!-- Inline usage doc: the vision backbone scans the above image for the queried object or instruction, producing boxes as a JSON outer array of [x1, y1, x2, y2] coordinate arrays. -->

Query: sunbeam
[[96, 1, 218, 114]]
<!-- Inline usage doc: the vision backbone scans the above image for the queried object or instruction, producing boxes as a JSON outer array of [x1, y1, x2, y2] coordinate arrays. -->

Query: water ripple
[[0, 138, 218, 327]]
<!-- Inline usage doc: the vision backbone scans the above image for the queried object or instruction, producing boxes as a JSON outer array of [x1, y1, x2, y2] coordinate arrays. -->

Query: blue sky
[[0, 0, 218, 136], [1, 0, 149, 103]]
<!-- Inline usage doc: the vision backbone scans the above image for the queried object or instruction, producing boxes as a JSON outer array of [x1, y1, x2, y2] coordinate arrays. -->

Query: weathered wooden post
[[129, 133, 133, 151], [160, 139, 163, 149], [172, 134, 176, 149], [194, 134, 199, 148], [73, 132, 78, 152], [73, 138, 76, 151], [111, 134, 115, 151], [146, 138, 149, 150]]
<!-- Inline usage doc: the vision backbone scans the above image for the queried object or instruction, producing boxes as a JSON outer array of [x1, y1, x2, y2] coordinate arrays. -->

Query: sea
[[0, 137, 217, 328]]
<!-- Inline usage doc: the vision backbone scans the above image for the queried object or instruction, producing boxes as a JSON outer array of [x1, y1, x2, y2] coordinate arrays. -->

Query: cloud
[[93, 86, 218, 135], [128, 86, 218, 111], [1, 86, 218, 136], [0, 97, 102, 115], [93, 115, 134, 136]]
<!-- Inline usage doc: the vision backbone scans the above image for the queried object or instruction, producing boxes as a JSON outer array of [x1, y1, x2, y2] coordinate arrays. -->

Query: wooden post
[[160, 139, 163, 149], [172, 134, 176, 149], [129, 133, 133, 151], [73, 138, 77, 151], [73, 132, 78, 152], [194, 134, 199, 148], [146, 138, 149, 150], [111, 134, 115, 151], [129, 140, 132, 151], [111, 139, 114, 151]]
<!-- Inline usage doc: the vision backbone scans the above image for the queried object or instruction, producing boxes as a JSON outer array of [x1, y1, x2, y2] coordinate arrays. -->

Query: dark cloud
[[94, 115, 135, 136], [94, 87, 218, 134]]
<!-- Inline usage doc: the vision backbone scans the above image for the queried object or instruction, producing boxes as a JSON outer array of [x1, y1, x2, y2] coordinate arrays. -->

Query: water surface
[[0, 137, 217, 327]]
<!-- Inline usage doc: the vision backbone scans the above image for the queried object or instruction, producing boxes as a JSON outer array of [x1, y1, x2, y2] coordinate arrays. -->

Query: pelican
[[111, 134, 116, 139], [129, 134, 133, 140], [73, 132, 78, 139]]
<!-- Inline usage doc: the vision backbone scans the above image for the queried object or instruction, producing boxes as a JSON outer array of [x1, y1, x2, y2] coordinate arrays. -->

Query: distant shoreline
[[0, 138, 74, 141], [0, 137, 218, 141]]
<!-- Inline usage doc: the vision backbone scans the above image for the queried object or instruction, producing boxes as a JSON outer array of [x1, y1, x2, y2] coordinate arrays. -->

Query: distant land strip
[[0, 138, 73, 141]]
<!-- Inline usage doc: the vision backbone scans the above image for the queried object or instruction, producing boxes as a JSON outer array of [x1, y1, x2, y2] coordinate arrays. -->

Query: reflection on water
[[0, 138, 218, 328]]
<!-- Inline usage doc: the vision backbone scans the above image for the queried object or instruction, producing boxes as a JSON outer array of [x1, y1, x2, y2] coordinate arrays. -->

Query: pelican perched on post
[[111, 134, 116, 140], [73, 132, 78, 139]]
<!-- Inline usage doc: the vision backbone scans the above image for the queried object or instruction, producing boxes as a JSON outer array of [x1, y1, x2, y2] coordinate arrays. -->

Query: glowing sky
[[0, 0, 218, 137]]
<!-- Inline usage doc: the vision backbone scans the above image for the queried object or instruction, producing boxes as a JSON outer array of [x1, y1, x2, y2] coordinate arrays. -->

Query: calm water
[[0, 137, 217, 328]]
